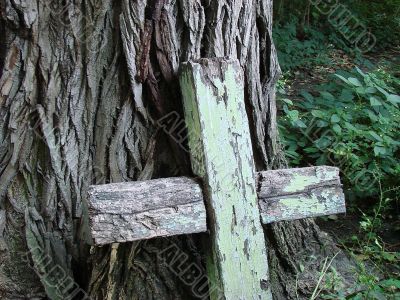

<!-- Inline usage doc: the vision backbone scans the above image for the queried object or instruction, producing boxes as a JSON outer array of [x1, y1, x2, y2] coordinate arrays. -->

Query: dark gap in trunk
[[200, 0, 212, 58], [243, 71, 265, 170], [0, 19, 6, 79], [175, 0, 189, 61], [256, 16, 268, 85]]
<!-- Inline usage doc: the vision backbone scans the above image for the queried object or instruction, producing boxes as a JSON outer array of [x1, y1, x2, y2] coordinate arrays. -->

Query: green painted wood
[[180, 58, 272, 300], [87, 166, 346, 245], [258, 166, 346, 223]]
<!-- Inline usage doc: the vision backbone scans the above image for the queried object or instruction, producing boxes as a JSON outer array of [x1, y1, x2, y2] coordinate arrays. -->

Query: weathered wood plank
[[258, 166, 341, 197], [258, 166, 346, 224], [88, 177, 207, 245], [87, 166, 345, 245], [180, 58, 272, 300]]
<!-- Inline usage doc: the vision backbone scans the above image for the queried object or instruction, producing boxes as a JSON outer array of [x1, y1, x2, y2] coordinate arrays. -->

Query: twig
[[310, 252, 340, 300]]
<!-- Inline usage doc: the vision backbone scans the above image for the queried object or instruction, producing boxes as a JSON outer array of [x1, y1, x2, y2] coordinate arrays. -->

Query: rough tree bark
[[0, 0, 354, 299]]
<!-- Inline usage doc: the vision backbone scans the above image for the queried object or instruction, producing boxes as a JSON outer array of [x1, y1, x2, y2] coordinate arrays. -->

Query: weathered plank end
[[87, 166, 346, 245], [88, 177, 207, 245], [258, 166, 346, 224]]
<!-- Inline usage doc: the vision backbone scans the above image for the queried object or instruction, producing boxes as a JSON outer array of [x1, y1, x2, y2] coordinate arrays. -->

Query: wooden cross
[[88, 59, 346, 299]]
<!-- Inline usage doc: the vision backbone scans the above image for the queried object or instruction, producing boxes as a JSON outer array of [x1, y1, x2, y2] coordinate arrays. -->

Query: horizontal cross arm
[[88, 166, 346, 245], [258, 166, 346, 223], [88, 177, 207, 245]]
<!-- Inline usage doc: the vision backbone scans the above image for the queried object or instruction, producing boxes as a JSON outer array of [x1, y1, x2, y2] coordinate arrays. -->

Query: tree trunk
[[0, 0, 354, 299]]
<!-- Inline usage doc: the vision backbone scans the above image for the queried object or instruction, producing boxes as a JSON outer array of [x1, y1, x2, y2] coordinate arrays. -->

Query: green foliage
[[321, 184, 400, 299], [273, 3, 399, 297], [274, 0, 400, 51], [342, 0, 400, 48], [273, 18, 333, 72], [278, 67, 400, 199], [322, 274, 400, 300]]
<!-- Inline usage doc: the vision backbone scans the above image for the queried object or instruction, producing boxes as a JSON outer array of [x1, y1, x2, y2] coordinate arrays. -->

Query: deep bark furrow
[[0, 0, 354, 299]]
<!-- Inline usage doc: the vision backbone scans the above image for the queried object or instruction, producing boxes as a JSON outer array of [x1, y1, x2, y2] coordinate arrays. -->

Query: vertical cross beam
[[180, 59, 272, 300]]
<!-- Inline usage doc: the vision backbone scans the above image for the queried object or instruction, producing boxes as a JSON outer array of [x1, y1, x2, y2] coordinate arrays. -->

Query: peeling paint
[[180, 59, 272, 300]]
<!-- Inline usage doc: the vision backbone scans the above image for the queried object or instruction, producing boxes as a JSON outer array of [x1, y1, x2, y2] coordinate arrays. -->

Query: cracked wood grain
[[88, 177, 206, 245], [0, 0, 154, 298], [257, 166, 346, 223], [88, 166, 345, 246], [0, 0, 352, 299], [180, 58, 272, 300]]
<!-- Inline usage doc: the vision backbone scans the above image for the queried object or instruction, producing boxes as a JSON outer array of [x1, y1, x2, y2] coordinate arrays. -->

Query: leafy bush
[[274, 0, 400, 51], [278, 67, 400, 199], [342, 0, 400, 48], [321, 183, 400, 299], [273, 18, 333, 72]]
